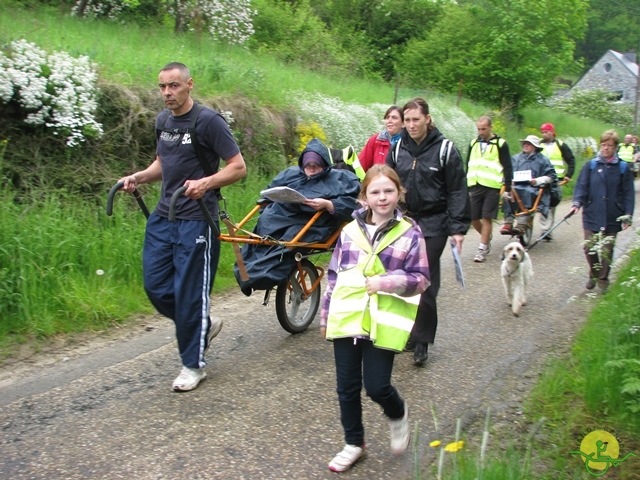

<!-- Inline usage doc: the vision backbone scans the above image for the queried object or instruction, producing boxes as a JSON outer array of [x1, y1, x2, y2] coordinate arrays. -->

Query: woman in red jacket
[[359, 106, 404, 172]]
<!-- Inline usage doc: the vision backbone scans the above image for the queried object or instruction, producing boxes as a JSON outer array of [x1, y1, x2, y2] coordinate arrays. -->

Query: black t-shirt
[[154, 105, 240, 220]]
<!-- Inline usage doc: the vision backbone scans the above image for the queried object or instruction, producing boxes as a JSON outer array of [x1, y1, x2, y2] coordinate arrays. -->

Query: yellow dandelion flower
[[444, 440, 465, 452], [430, 440, 441, 448]]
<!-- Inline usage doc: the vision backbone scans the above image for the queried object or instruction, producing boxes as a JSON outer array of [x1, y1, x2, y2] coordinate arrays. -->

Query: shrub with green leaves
[[552, 89, 635, 132], [0, 39, 103, 147]]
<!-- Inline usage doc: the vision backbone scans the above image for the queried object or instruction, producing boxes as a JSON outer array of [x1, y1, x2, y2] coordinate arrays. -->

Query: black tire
[[275, 259, 320, 333]]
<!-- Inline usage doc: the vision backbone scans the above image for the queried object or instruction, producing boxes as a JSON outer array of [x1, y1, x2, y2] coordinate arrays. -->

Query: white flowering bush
[[295, 93, 383, 148], [72, 0, 126, 20], [168, 0, 255, 45], [294, 92, 476, 153], [0, 40, 103, 147]]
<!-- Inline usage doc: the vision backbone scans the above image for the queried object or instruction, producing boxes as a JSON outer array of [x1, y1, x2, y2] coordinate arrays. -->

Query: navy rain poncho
[[234, 138, 361, 294]]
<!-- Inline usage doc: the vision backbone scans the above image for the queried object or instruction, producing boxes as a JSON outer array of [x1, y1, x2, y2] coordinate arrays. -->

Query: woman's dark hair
[[384, 106, 404, 121], [402, 97, 435, 133]]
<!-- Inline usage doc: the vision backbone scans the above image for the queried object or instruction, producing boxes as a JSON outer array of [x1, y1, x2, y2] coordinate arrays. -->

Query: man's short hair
[[160, 62, 191, 81]]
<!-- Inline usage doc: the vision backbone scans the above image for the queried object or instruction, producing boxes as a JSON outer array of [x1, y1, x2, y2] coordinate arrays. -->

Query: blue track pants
[[142, 213, 220, 368]]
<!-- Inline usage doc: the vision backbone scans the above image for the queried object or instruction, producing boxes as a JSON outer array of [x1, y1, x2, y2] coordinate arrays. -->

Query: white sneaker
[[204, 317, 223, 355], [473, 247, 488, 263], [172, 366, 206, 392], [328, 444, 365, 472], [389, 406, 409, 454]]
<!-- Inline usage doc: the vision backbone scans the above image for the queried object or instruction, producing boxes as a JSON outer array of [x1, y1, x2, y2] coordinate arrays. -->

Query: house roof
[[609, 50, 639, 77]]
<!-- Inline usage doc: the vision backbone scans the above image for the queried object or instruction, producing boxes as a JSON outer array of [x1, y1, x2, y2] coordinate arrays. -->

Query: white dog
[[501, 242, 533, 316]]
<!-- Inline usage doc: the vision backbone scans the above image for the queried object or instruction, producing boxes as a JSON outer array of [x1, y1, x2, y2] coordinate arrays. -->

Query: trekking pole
[[526, 210, 575, 251], [106, 181, 150, 219]]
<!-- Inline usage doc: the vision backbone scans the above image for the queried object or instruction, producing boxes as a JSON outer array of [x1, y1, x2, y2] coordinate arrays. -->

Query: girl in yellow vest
[[320, 164, 430, 472]]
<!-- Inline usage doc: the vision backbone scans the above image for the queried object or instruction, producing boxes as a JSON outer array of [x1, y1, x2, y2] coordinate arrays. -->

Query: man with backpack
[[466, 116, 512, 262], [539, 123, 575, 239], [119, 62, 246, 392]]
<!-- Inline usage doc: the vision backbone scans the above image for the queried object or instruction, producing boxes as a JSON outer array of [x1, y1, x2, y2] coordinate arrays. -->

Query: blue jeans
[[333, 337, 404, 446], [142, 213, 220, 368]]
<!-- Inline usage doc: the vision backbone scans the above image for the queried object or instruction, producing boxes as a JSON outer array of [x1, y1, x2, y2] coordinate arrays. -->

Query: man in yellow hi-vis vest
[[618, 133, 639, 178], [466, 116, 512, 263]]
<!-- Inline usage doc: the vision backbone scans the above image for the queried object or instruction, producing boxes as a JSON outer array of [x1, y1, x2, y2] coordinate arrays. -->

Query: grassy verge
[[0, 170, 273, 355], [415, 235, 640, 479]]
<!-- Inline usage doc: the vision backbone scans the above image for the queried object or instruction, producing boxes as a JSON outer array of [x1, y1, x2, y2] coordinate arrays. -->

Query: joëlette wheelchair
[[107, 182, 345, 334], [499, 179, 567, 247]]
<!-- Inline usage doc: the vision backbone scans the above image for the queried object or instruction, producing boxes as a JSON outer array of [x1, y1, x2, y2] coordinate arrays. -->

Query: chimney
[[623, 50, 636, 64]]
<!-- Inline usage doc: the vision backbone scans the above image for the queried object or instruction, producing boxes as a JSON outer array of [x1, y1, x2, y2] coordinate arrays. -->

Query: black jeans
[[412, 235, 448, 344], [333, 338, 404, 446]]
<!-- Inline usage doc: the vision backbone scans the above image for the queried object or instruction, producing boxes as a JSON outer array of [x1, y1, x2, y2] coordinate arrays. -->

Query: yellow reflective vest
[[618, 144, 635, 163], [542, 140, 568, 178], [466, 137, 506, 189], [329, 145, 366, 180], [325, 220, 420, 352]]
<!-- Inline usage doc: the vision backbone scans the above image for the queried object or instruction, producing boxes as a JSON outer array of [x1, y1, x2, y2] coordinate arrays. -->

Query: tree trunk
[[75, 0, 89, 17]]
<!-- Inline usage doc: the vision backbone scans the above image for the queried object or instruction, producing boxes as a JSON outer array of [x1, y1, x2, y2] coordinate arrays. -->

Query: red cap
[[540, 123, 555, 133]]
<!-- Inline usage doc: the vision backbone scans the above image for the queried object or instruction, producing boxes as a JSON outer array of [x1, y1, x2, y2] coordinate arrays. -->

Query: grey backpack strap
[[392, 139, 402, 165], [439, 139, 453, 168]]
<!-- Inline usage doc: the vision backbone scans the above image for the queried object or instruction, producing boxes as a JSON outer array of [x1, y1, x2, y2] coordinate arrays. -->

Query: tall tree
[[399, 0, 588, 112], [309, 0, 445, 80], [576, 0, 640, 67]]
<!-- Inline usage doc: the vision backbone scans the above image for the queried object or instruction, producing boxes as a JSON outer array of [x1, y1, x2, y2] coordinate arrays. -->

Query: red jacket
[[359, 132, 391, 172]]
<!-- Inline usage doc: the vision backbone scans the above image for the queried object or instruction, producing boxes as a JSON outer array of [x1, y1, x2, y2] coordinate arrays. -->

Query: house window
[[609, 90, 624, 101], [603, 62, 612, 73]]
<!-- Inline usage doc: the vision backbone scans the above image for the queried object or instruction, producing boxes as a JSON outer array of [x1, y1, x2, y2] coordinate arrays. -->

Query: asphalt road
[[1, 189, 638, 479]]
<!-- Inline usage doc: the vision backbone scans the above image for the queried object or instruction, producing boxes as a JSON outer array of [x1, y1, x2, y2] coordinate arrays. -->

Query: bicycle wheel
[[519, 219, 534, 247], [275, 259, 320, 333]]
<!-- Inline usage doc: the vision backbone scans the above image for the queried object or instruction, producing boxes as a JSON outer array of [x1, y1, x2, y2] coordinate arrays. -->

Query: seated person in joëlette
[[501, 135, 558, 235], [234, 138, 361, 295]]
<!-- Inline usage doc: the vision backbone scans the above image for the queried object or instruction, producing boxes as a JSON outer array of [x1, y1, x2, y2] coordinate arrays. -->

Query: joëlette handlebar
[[168, 185, 221, 237], [107, 181, 150, 219]]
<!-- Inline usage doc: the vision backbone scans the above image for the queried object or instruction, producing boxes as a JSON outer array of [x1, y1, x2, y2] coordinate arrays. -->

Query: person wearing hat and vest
[[539, 123, 575, 239], [466, 115, 513, 262], [320, 164, 429, 473], [501, 135, 557, 235]]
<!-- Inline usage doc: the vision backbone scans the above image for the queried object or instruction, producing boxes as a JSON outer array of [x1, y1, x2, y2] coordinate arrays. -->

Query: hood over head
[[298, 138, 332, 169]]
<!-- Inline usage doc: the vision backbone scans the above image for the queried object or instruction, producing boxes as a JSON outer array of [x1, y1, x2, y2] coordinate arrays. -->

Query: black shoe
[[404, 338, 416, 352], [413, 343, 428, 365], [585, 279, 596, 290]]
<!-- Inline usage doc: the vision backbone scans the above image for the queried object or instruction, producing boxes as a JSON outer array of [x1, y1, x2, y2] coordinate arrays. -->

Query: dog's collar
[[504, 265, 517, 277]]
